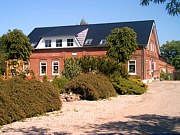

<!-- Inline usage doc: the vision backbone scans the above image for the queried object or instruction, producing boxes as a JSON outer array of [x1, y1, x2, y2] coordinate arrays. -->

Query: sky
[[0, 0, 179, 46]]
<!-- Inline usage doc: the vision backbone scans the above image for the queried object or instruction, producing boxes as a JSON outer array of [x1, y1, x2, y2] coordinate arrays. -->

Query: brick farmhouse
[[28, 20, 174, 83]]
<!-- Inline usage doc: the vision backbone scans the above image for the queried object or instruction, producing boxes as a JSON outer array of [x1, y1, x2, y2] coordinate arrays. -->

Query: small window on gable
[[99, 39, 106, 45], [84, 39, 93, 45]]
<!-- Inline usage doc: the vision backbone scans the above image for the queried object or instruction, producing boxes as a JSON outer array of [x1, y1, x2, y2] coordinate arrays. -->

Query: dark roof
[[28, 20, 154, 47]]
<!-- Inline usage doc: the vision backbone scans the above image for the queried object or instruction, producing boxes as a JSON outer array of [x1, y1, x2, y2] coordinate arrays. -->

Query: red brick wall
[[30, 47, 107, 80]]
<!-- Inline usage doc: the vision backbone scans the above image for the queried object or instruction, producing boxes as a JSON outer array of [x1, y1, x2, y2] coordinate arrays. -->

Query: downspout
[[142, 45, 145, 80]]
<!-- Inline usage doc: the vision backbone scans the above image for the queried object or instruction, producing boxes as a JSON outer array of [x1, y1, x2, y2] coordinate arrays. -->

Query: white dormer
[[35, 36, 81, 49]]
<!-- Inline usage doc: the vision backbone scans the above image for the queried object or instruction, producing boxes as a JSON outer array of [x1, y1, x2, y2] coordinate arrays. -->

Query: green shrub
[[160, 72, 167, 80], [80, 56, 97, 73], [64, 73, 117, 100], [42, 75, 48, 82], [62, 58, 81, 80], [112, 78, 148, 95], [52, 77, 69, 93], [62, 56, 128, 81], [0, 77, 62, 125], [96, 57, 128, 79]]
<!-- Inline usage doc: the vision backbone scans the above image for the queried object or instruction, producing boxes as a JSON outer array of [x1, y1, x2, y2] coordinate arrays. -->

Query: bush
[[62, 58, 81, 80], [79, 56, 97, 73], [52, 77, 69, 93], [64, 73, 117, 100], [96, 57, 128, 80], [112, 78, 148, 95], [160, 72, 167, 80], [71, 56, 128, 80], [0, 77, 62, 125]]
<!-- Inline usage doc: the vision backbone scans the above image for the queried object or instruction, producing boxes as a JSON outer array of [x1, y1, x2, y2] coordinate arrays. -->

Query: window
[[56, 39, 62, 47], [99, 39, 106, 45], [45, 40, 51, 47], [67, 39, 73, 46], [84, 39, 93, 45], [128, 60, 136, 75], [52, 61, 59, 75], [40, 62, 47, 76]]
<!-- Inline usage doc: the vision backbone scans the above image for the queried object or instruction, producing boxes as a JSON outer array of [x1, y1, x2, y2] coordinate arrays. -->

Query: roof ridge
[[34, 20, 155, 29]]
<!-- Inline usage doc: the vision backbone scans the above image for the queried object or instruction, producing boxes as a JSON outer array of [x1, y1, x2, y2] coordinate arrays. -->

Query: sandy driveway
[[0, 81, 180, 134]]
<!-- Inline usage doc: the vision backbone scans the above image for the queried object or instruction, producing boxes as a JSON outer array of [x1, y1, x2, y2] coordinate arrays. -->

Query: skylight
[[99, 39, 106, 45], [84, 39, 93, 45]]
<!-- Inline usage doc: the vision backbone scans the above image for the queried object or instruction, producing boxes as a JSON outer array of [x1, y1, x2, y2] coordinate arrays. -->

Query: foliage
[[160, 72, 167, 79], [96, 57, 128, 79], [140, 0, 180, 16], [172, 57, 180, 70], [160, 40, 180, 70], [80, 18, 88, 25], [64, 73, 117, 100], [52, 77, 69, 93], [64, 56, 128, 80], [62, 58, 81, 80], [0, 29, 32, 61], [112, 77, 148, 95], [0, 77, 62, 125], [42, 75, 48, 82], [79, 56, 97, 73], [106, 27, 138, 63]]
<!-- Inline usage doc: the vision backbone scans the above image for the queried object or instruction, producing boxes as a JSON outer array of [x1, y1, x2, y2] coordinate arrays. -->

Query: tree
[[160, 40, 180, 70], [80, 18, 88, 25], [172, 57, 180, 70], [0, 29, 32, 61], [106, 27, 138, 63], [140, 0, 180, 16]]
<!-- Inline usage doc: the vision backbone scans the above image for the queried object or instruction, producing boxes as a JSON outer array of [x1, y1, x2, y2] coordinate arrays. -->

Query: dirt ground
[[0, 81, 180, 134]]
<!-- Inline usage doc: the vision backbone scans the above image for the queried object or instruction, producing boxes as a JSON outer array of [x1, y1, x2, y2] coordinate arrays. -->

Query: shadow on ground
[[2, 114, 180, 134], [78, 114, 180, 134], [2, 126, 71, 135]]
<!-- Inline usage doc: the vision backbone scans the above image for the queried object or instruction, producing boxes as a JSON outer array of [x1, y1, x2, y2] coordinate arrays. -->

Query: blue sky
[[0, 0, 179, 46]]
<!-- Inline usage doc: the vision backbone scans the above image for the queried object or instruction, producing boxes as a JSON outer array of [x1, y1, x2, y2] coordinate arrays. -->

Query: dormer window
[[56, 39, 62, 47], [99, 39, 106, 45], [84, 39, 93, 45], [67, 39, 73, 46], [45, 40, 51, 47]]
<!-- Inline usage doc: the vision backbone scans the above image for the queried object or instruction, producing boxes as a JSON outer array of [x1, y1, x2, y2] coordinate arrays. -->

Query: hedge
[[64, 73, 117, 100], [112, 78, 148, 95], [0, 77, 62, 125]]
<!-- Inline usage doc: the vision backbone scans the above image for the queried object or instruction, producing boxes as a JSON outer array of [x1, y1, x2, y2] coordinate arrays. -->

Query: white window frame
[[128, 60, 136, 75], [99, 39, 106, 45], [56, 39, 62, 47], [149, 60, 152, 71], [84, 39, 93, 45], [45, 40, 51, 47], [67, 39, 74, 46], [52, 61, 59, 75], [153, 61, 156, 70], [40, 62, 47, 76]]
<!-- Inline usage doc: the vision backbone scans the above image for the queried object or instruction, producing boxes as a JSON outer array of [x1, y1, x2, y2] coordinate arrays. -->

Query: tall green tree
[[106, 27, 138, 63], [160, 40, 180, 70], [0, 29, 32, 61], [140, 0, 180, 16]]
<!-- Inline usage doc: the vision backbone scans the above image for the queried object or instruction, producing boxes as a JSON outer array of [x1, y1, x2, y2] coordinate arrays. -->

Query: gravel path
[[0, 81, 180, 134]]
